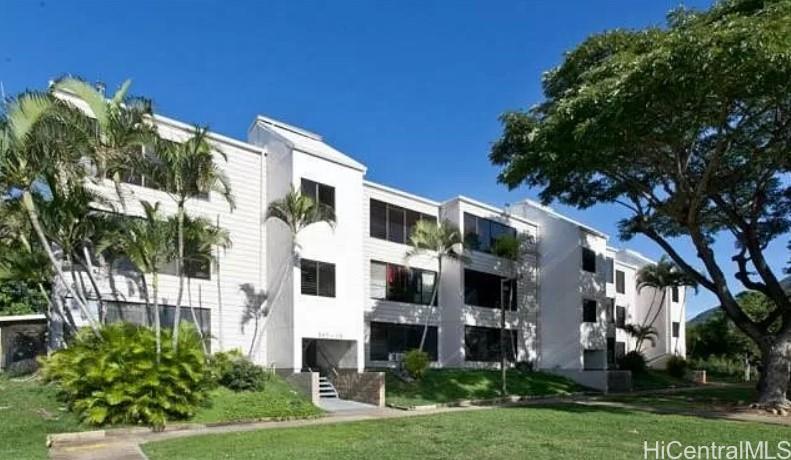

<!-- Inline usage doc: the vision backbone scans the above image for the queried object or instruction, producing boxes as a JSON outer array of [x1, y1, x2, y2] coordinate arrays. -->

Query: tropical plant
[[403, 349, 430, 380], [215, 356, 269, 392], [635, 256, 697, 350], [617, 350, 647, 374], [131, 127, 235, 350], [666, 355, 688, 379], [98, 201, 175, 361], [623, 323, 659, 354], [491, 231, 532, 395], [263, 187, 335, 332], [406, 219, 466, 350], [40, 322, 212, 430], [490, 0, 791, 408], [0, 91, 102, 334]]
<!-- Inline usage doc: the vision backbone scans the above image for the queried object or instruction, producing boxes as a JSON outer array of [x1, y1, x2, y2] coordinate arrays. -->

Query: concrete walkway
[[49, 405, 488, 460]]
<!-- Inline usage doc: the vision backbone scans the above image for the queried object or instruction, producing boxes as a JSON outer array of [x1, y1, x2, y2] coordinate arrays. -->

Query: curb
[[386, 391, 592, 411]]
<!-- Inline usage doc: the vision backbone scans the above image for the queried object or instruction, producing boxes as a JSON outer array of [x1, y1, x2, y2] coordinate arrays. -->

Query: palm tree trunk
[[152, 271, 161, 364], [79, 246, 106, 324], [172, 205, 186, 350], [21, 191, 100, 335], [186, 275, 208, 354], [215, 214, 224, 352], [248, 315, 259, 359], [419, 257, 441, 351]]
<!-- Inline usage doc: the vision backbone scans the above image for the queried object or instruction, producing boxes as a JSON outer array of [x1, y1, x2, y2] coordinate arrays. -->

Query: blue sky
[[2, 0, 787, 318]]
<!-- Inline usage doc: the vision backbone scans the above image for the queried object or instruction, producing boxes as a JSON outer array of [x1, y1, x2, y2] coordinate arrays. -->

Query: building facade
[[61, 97, 686, 387]]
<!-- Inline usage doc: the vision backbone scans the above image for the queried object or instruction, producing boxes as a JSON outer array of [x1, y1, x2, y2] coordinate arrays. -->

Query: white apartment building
[[61, 95, 686, 390]]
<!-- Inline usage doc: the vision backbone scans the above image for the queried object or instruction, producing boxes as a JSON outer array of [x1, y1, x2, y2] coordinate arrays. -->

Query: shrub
[[217, 357, 268, 392], [666, 355, 688, 379], [208, 349, 244, 384], [618, 351, 647, 373], [403, 349, 430, 379], [689, 355, 745, 379], [40, 322, 212, 429]]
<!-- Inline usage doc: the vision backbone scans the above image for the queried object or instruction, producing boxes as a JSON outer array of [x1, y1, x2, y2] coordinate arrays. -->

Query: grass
[[631, 369, 692, 391], [142, 401, 789, 460], [0, 372, 320, 459], [192, 376, 322, 423], [384, 369, 581, 407], [0, 375, 85, 460], [607, 384, 756, 411]]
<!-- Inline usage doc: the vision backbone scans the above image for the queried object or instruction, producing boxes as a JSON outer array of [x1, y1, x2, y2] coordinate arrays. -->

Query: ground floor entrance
[[301, 338, 358, 375]]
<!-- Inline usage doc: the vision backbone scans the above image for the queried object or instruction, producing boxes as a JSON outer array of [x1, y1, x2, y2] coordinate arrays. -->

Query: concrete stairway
[[319, 376, 339, 399]]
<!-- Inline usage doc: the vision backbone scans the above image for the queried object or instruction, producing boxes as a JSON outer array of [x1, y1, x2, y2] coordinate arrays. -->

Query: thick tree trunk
[[172, 205, 186, 350], [758, 339, 791, 409]]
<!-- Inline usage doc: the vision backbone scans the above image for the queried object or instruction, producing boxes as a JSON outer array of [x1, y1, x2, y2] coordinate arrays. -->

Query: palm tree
[[181, 213, 231, 352], [491, 232, 532, 395], [406, 219, 466, 351], [266, 186, 335, 257], [138, 127, 235, 350], [623, 323, 659, 353], [264, 187, 335, 328], [0, 91, 102, 334], [99, 201, 175, 362], [636, 256, 697, 350]]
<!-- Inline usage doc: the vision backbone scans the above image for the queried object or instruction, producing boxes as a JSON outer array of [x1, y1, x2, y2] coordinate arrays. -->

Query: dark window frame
[[370, 322, 438, 361], [300, 258, 336, 298], [301, 178, 335, 210], [464, 325, 518, 362], [616, 306, 626, 328], [463, 269, 517, 310], [582, 247, 596, 273], [672, 286, 680, 303], [463, 212, 517, 254], [370, 260, 438, 306], [672, 321, 680, 338], [582, 299, 597, 323], [369, 199, 436, 245], [616, 270, 626, 294]]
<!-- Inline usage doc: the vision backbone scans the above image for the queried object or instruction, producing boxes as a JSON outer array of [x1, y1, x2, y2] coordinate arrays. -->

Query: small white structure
[[55, 96, 686, 390]]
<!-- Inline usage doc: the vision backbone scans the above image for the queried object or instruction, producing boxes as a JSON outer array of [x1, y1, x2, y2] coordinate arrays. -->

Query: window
[[616, 270, 625, 294], [584, 350, 605, 370], [105, 301, 211, 350], [118, 146, 210, 201], [615, 341, 626, 363], [464, 326, 518, 362], [606, 257, 614, 283], [370, 261, 437, 305], [607, 338, 616, 366], [582, 247, 596, 273], [300, 259, 335, 297], [582, 299, 597, 323], [672, 286, 680, 303], [369, 199, 436, 244], [616, 306, 626, 328], [672, 322, 680, 338], [370, 322, 438, 361], [464, 269, 517, 310], [463, 212, 516, 254], [606, 298, 615, 324], [301, 178, 335, 209]]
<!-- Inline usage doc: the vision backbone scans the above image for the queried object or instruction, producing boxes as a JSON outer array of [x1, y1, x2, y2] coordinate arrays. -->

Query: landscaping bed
[[0, 373, 320, 459], [384, 369, 582, 408]]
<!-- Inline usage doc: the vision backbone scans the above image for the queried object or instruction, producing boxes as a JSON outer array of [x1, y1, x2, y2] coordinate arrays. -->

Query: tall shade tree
[[264, 187, 335, 333], [140, 127, 234, 350], [406, 219, 466, 351], [99, 201, 175, 362], [632, 256, 698, 351], [0, 91, 102, 334], [491, 232, 531, 395], [490, 0, 791, 408]]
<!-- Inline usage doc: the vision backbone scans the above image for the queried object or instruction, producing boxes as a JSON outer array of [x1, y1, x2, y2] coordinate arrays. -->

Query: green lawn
[[0, 373, 320, 459], [0, 375, 85, 460], [193, 377, 322, 423], [631, 370, 692, 391], [384, 369, 581, 407], [142, 401, 788, 460], [607, 384, 756, 411]]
